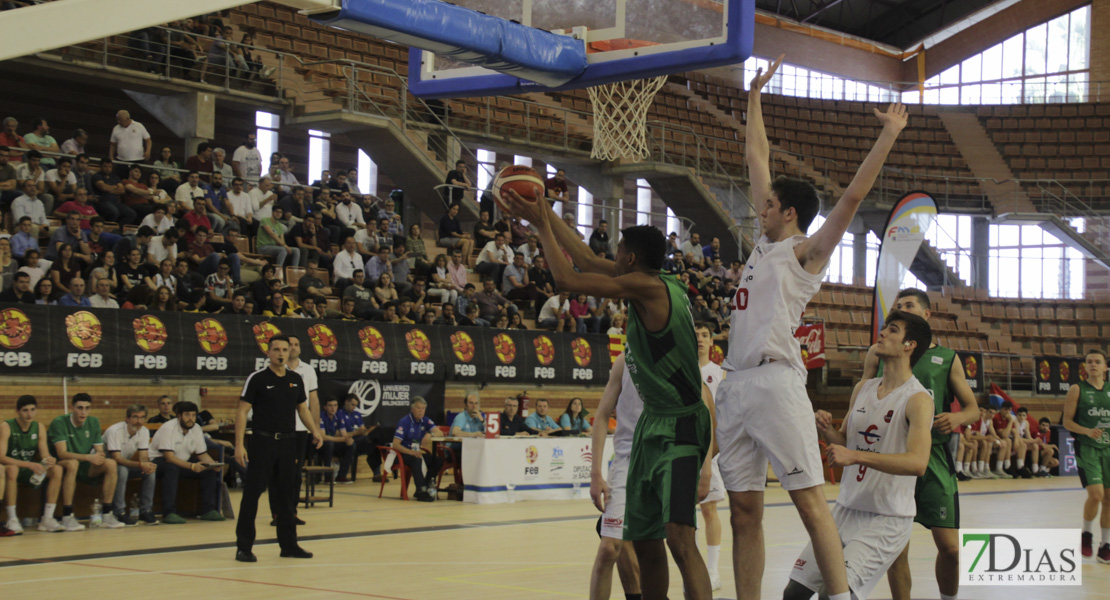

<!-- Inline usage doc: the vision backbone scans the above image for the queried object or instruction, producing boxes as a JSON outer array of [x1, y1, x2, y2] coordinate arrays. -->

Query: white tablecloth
[[462, 436, 614, 504]]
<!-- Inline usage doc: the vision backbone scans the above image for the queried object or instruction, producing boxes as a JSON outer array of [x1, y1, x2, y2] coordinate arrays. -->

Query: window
[[357, 149, 377, 197], [807, 215, 854, 284], [476, 149, 496, 211], [307, 130, 330, 184], [255, 111, 279, 175], [903, 5, 1091, 105], [666, 208, 680, 241], [513, 155, 532, 167], [577, 187, 593, 236], [636, 179, 652, 226], [927, 214, 973, 286], [740, 57, 897, 103], [988, 222, 1084, 298]]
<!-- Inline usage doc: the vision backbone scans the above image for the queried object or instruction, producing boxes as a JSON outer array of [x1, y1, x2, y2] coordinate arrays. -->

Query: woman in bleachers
[[145, 172, 172, 205], [145, 258, 177, 291], [0, 236, 15, 292], [86, 250, 119, 293], [33, 278, 56, 305], [405, 224, 432, 276], [427, 253, 458, 306], [373, 272, 399, 307], [149, 285, 177, 312], [153, 147, 182, 195], [606, 312, 626, 336], [49, 243, 80, 295], [558, 398, 591, 435], [508, 313, 527, 331], [493, 314, 509, 329]]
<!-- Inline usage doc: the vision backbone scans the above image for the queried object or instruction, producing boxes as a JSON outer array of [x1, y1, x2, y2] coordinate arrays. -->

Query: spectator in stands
[[498, 397, 534, 437], [232, 133, 261, 183], [438, 203, 473, 264], [295, 295, 325, 319], [1033, 417, 1059, 477], [0, 236, 13, 291], [297, 260, 332, 297], [50, 247, 82, 296], [202, 258, 234, 311], [149, 285, 178, 312], [117, 246, 149, 292], [680, 233, 705, 268], [0, 271, 34, 303], [0, 118, 27, 162], [338, 297, 359, 320], [589, 220, 612, 259], [373, 217, 397, 252], [256, 205, 299, 268], [185, 143, 214, 183], [57, 275, 89, 306], [23, 118, 59, 166], [428, 254, 458, 306], [46, 211, 83, 261], [49, 393, 125, 528], [175, 171, 207, 213], [109, 111, 151, 173], [146, 258, 176, 291], [261, 290, 292, 317], [475, 232, 512, 285], [372, 272, 399, 307], [703, 236, 722, 262], [524, 398, 559, 436], [226, 291, 251, 315], [89, 278, 118, 309], [703, 257, 727, 281], [224, 176, 257, 236], [0, 147, 17, 208], [473, 209, 498, 249], [341, 270, 379, 319], [182, 197, 215, 243], [607, 312, 626, 335], [118, 164, 157, 221], [562, 212, 584, 241], [391, 397, 443, 502], [275, 156, 299, 195], [105, 404, 157, 525], [83, 217, 121, 261], [474, 277, 517, 323], [291, 214, 332, 268], [250, 175, 277, 221], [331, 237, 362, 288], [11, 219, 35, 259], [502, 252, 539, 306], [92, 158, 136, 224], [527, 255, 555, 313], [444, 160, 471, 206], [319, 398, 357, 483], [405, 224, 432, 275], [16, 150, 51, 213], [139, 203, 174, 236], [0, 395, 70, 534], [33, 278, 56, 305], [545, 168, 568, 203], [559, 398, 591, 434], [538, 290, 573, 332], [204, 173, 231, 231], [725, 259, 743, 286], [663, 249, 686, 274], [86, 251, 119, 292], [53, 185, 96, 232], [458, 303, 482, 327], [148, 401, 224, 524], [434, 303, 458, 325], [506, 313, 526, 330], [12, 179, 48, 237], [173, 257, 206, 310], [70, 153, 93, 195], [61, 129, 86, 156], [153, 146, 182, 195], [45, 156, 76, 207], [516, 234, 540, 266], [335, 191, 365, 240]]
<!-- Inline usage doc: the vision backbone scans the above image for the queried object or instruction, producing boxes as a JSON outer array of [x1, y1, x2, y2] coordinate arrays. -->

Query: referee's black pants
[[267, 431, 308, 517], [236, 434, 298, 553]]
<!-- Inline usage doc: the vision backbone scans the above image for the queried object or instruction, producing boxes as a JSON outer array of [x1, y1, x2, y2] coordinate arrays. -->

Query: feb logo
[[493, 333, 516, 364], [964, 355, 978, 379], [65, 311, 102, 351], [571, 337, 592, 367], [307, 323, 338, 357], [405, 329, 432, 361], [132, 315, 167, 353], [358, 326, 386, 359], [251, 321, 282, 353], [709, 344, 724, 365], [533, 335, 555, 366], [450, 330, 475, 362], [0, 308, 31, 349], [1079, 362, 1088, 381], [1059, 360, 1070, 382], [1039, 360, 1050, 382], [525, 445, 538, 465], [195, 318, 229, 354]]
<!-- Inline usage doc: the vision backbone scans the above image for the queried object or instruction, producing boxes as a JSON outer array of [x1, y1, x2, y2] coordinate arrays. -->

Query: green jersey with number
[[1074, 380, 1110, 449], [879, 345, 955, 445], [625, 274, 702, 413], [5, 418, 39, 462]]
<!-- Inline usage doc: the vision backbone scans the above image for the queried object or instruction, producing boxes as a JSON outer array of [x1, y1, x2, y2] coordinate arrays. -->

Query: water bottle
[[505, 482, 516, 504], [90, 498, 103, 528], [129, 493, 140, 521], [28, 462, 46, 487]]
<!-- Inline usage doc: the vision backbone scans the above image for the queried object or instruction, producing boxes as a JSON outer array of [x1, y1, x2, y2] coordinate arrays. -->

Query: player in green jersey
[[503, 189, 717, 600], [1063, 348, 1110, 562], [862, 288, 979, 600], [0, 395, 71, 533]]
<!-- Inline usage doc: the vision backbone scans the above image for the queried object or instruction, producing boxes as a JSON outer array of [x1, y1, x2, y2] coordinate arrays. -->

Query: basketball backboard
[[312, 0, 754, 98]]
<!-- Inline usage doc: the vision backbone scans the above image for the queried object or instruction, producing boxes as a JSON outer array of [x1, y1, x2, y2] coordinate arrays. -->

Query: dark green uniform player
[[623, 274, 712, 541], [877, 346, 959, 528], [48, 414, 103, 485], [1072, 380, 1110, 488], [6, 418, 44, 487]]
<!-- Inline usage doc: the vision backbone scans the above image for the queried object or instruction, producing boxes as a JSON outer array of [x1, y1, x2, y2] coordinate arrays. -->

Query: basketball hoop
[[588, 75, 667, 161]]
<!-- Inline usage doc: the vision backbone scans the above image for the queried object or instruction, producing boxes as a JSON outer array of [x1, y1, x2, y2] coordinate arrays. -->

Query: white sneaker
[[709, 572, 721, 591], [992, 469, 1007, 478], [60, 515, 86, 532], [4, 517, 22, 534], [37, 516, 65, 532], [101, 512, 126, 529]]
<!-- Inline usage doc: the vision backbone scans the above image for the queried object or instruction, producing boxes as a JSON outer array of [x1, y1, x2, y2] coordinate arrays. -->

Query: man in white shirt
[[335, 194, 366, 232], [224, 176, 258, 234], [516, 234, 540, 266], [475, 232, 513, 286], [148, 401, 225, 524], [89, 278, 119, 308], [45, 157, 77, 208], [276, 156, 299, 195], [175, 171, 207, 211], [148, 228, 180, 267], [11, 180, 48, 234], [231, 133, 262, 183], [108, 110, 151, 177], [538, 291, 573, 332], [15, 150, 52, 214], [680, 232, 706, 269], [249, 176, 277, 221], [212, 148, 235, 180], [105, 404, 157, 525], [282, 336, 320, 525], [139, 204, 175, 235], [332, 237, 363, 286]]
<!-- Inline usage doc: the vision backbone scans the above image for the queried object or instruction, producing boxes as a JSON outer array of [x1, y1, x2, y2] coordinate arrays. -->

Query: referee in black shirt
[[234, 335, 323, 562]]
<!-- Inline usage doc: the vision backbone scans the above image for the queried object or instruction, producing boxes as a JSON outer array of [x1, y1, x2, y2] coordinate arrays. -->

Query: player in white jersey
[[695, 322, 726, 590], [280, 335, 320, 526], [785, 311, 935, 600], [718, 54, 909, 600]]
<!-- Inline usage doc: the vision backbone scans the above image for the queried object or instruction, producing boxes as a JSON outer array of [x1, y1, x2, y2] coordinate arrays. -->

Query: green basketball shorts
[[914, 443, 960, 529]]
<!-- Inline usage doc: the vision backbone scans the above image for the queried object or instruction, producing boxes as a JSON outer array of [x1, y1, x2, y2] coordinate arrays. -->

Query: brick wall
[[1092, 0, 1110, 86]]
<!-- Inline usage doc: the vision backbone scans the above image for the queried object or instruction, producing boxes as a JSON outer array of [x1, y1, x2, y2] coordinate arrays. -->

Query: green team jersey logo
[[1075, 381, 1110, 447]]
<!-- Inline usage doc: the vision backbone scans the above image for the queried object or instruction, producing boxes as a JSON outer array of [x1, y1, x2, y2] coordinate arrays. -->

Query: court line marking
[[0, 485, 1079, 569]]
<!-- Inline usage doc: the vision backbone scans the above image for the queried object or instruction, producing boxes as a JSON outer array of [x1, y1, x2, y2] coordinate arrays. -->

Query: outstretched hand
[[501, 187, 548, 228], [749, 54, 784, 95], [874, 103, 909, 133]]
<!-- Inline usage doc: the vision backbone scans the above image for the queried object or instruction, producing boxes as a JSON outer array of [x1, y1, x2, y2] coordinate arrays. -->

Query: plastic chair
[[436, 444, 463, 493], [376, 446, 410, 500]]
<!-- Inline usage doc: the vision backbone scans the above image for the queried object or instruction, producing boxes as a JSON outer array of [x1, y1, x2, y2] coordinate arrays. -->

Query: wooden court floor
[[0, 475, 1106, 599]]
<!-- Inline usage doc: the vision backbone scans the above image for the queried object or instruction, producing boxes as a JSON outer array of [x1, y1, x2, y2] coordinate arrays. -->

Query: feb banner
[[795, 322, 826, 370], [1034, 356, 1082, 395], [0, 305, 611, 385], [956, 351, 984, 395], [870, 191, 938, 342]]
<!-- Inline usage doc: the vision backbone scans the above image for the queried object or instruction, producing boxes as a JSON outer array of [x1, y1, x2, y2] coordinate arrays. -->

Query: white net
[[587, 75, 667, 161]]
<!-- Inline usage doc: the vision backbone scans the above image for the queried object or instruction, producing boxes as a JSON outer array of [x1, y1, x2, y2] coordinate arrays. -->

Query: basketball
[[493, 165, 544, 212]]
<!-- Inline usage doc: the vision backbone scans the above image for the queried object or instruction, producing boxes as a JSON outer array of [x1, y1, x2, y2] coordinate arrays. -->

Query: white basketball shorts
[[700, 456, 726, 504], [600, 454, 630, 539]]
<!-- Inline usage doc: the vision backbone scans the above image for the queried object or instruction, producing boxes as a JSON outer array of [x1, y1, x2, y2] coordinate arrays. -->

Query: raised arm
[[799, 103, 908, 274], [504, 188, 616, 276], [745, 55, 783, 209]]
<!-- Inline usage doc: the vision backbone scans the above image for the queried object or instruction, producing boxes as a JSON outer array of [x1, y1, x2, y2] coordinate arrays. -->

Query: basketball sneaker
[[101, 512, 126, 529], [1098, 544, 1110, 564], [1082, 532, 1093, 558], [38, 516, 65, 532], [2, 517, 22, 535], [709, 571, 721, 591], [60, 515, 86, 532]]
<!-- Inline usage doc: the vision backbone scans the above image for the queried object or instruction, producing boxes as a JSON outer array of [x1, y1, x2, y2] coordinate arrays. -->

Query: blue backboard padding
[[408, 0, 755, 98], [312, 0, 587, 88]]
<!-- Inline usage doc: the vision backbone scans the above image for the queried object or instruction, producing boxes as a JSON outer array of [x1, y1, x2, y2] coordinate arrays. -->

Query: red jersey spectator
[[0, 117, 27, 162], [183, 201, 212, 243], [544, 168, 568, 202], [54, 188, 98, 229]]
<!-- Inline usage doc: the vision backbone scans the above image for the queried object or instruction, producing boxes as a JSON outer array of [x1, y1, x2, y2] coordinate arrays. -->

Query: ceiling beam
[[801, 0, 848, 23]]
